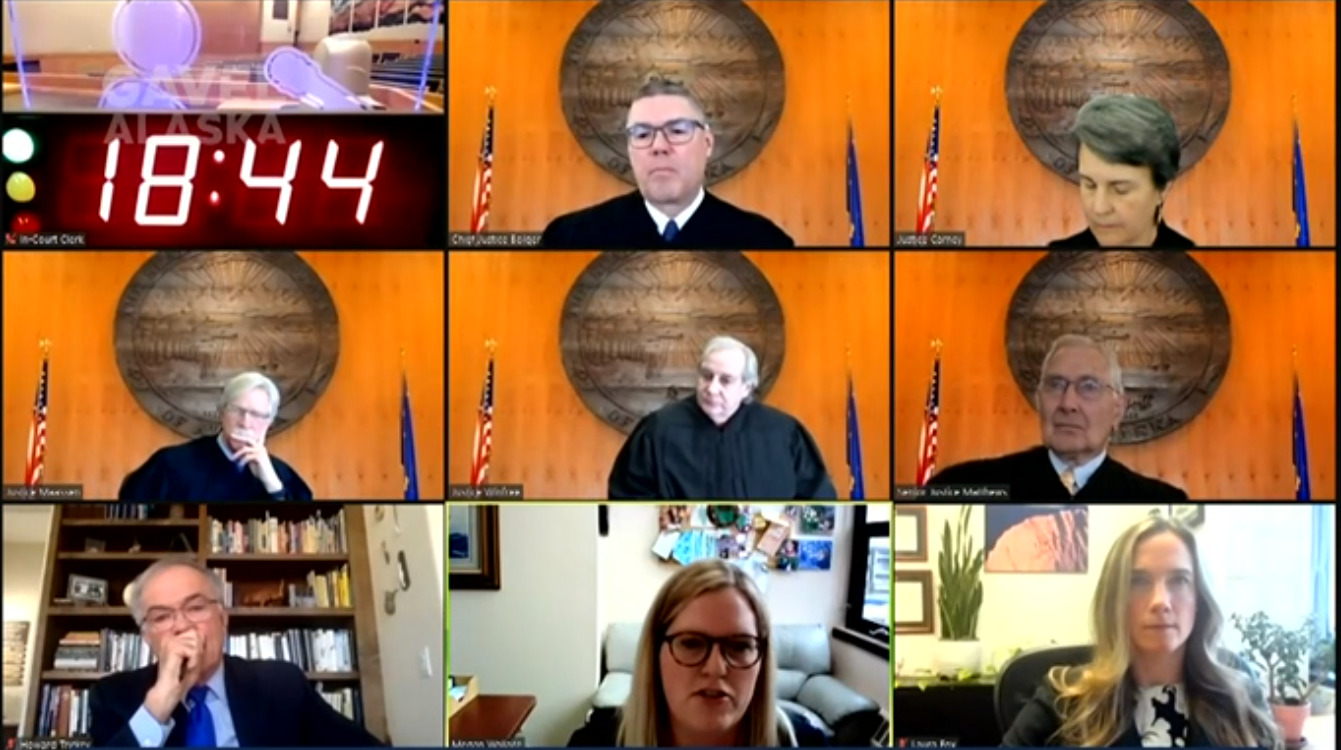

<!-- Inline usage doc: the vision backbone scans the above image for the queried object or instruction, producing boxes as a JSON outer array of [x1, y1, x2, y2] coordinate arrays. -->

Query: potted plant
[[935, 505, 984, 676], [1231, 612, 1335, 744]]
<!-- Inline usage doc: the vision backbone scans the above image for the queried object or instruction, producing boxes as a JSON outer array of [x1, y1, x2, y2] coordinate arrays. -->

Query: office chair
[[994, 644, 1093, 733]]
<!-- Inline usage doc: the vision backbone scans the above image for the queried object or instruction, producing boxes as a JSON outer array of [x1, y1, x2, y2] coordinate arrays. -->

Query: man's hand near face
[[144, 630, 203, 723]]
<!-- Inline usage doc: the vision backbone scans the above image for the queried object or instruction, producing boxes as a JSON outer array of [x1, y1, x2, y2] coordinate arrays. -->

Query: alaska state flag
[[1293, 370, 1310, 500], [846, 372, 865, 499], [846, 118, 865, 247], [401, 372, 420, 500], [1293, 116, 1310, 247]]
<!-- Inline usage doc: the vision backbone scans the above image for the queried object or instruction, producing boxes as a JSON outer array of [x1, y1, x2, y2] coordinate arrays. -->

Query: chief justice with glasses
[[926, 334, 1188, 500], [540, 79, 795, 249], [90, 558, 380, 746], [119, 372, 313, 501]]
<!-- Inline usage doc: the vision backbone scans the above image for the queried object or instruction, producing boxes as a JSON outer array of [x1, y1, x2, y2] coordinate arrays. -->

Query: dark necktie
[[662, 220, 679, 242], [185, 686, 216, 747]]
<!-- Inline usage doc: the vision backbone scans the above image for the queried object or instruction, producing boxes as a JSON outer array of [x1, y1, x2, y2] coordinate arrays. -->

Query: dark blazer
[[89, 655, 383, 747], [540, 190, 795, 249], [928, 445, 1189, 500], [1048, 221, 1195, 248]]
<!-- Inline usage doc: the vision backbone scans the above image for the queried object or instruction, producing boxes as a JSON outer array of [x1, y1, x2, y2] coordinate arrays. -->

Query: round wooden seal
[[1005, 251, 1231, 444], [561, 251, 785, 434], [114, 251, 340, 438], [560, 0, 786, 186], [1006, 0, 1231, 183]]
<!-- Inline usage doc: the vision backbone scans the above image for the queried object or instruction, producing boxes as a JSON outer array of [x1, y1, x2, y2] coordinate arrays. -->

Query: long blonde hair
[[1046, 516, 1281, 749], [618, 559, 779, 747]]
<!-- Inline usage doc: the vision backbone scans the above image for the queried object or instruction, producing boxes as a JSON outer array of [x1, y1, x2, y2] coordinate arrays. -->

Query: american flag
[[470, 350, 495, 487], [470, 94, 495, 233], [916, 348, 941, 486], [916, 94, 940, 234], [26, 350, 50, 486]]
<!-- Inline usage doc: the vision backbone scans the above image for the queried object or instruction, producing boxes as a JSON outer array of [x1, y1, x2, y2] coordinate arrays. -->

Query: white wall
[[260, 0, 338, 45], [597, 504, 887, 711], [3, 0, 118, 55], [361, 504, 444, 745], [449, 505, 601, 748], [2, 507, 54, 735], [893, 504, 1334, 675]]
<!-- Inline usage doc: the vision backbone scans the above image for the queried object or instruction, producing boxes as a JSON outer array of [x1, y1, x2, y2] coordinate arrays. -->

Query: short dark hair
[[1071, 94, 1180, 190], [628, 78, 708, 125]]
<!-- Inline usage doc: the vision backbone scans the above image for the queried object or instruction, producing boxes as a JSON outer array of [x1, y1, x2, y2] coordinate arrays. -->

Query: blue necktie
[[662, 220, 679, 242], [184, 686, 216, 747]]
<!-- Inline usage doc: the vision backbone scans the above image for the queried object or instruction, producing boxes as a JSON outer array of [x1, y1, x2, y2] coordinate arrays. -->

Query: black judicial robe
[[608, 397, 837, 500], [540, 190, 795, 249], [927, 446, 1188, 501], [118, 435, 313, 501], [1048, 221, 1195, 248]]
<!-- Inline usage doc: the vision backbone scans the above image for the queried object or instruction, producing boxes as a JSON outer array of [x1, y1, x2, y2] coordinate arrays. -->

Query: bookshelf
[[23, 503, 387, 742]]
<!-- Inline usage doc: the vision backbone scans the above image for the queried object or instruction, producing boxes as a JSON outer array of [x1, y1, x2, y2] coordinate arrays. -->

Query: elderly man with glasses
[[119, 372, 313, 500], [89, 558, 381, 746], [926, 335, 1188, 500], [541, 78, 794, 249]]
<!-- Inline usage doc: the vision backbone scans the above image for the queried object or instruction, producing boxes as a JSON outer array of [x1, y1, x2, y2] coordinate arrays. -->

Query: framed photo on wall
[[449, 505, 500, 590], [894, 569, 934, 634], [894, 505, 928, 562]]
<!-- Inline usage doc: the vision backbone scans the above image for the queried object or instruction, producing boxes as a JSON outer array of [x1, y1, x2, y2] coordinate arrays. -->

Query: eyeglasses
[[225, 404, 273, 421], [1039, 375, 1117, 401], [626, 118, 706, 149], [141, 596, 220, 631], [663, 632, 764, 669]]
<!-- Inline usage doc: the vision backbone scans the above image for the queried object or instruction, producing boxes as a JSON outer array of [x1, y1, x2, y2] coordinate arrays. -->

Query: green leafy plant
[[936, 505, 983, 641], [1231, 612, 1335, 706]]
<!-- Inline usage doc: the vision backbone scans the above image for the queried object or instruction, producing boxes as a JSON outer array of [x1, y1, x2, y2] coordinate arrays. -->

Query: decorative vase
[[1271, 702, 1310, 744], [934, 639, 982, 676]]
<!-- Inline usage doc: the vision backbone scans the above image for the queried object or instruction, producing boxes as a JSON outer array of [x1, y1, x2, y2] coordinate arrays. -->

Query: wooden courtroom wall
[[448, 251, 891, 499], [894, 1, 1337, 246], [2, 252, 444, 501], [893, 251, 1337, 500], [447, 1, 891, 247]]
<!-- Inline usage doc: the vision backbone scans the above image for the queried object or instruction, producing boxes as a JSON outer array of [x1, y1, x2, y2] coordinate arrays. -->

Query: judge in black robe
[[928, 334, 1189, 501], [119, 372, 313, 501], [608, 336, 836, 500], [541, 79, 794, 250]]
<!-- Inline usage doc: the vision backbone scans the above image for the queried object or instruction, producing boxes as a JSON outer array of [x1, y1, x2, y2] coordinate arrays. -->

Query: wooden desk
[[1303, 714, 1335, 750], [449, 694, 538, 742]]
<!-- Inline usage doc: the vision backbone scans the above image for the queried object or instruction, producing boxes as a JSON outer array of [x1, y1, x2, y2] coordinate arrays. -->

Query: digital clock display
[[5, 113, 445, 249]]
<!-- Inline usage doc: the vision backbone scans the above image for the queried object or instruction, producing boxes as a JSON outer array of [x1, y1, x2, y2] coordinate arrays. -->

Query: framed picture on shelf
[[449, 505, 500, 590], [68, 575, 109, 606]]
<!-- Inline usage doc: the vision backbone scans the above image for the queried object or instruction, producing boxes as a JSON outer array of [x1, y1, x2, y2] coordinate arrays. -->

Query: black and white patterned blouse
[[1134, 684, 1190, 747]]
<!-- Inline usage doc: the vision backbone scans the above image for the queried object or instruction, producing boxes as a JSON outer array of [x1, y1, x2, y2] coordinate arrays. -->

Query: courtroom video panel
[[2, 250, 444, 501], [892, 503, 1337, 747], [894, 1, 1335, 248], [893, 250, 1337, 501], [448, 250, 890, 500], [448, 0, 890, 249], [1, 502, 445, 747], [447, 502, 891, 747], [3, 0, 445, 251]]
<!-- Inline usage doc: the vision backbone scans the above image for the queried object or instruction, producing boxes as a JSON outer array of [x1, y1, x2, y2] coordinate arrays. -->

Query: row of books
[[53, 630, 151, 672], [207, 565, 353, 609], [34, 683, 365, 739], [102, 504, 151, 519], [210, 510, 349, 555], [225, 628, 356, 673]]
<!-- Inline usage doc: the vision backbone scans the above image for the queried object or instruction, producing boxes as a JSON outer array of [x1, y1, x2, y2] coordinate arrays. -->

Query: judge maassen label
[[561, 251, 785, 434], [114, 251, 340, 438]]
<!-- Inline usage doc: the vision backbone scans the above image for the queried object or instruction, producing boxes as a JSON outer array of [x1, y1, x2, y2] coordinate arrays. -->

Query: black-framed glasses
[[663, 631, 764, 669], [141, 596, 220, 631], [1038, 375, 1117, 402], [626, 118, 706, 149]]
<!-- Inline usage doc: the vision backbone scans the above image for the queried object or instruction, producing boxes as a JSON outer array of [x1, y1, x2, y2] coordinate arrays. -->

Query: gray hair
[[219, 371, 280, 419], [701, 336, 759, 391], [129, 557, 226, 627], [1037, 334, 1124, 396], [1071, 94, 1180, 190], [629, 77, 709, 127]]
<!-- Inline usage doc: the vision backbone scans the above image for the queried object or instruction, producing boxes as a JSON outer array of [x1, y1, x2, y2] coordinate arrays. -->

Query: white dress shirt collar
[[645, 186, 706, 236]]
